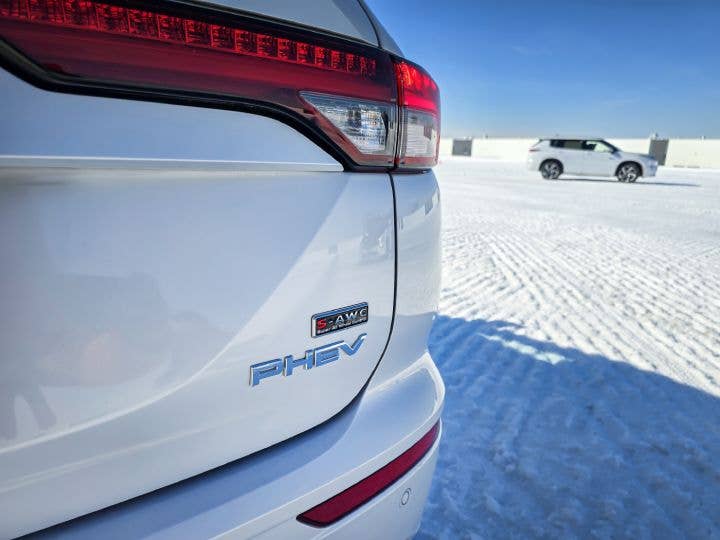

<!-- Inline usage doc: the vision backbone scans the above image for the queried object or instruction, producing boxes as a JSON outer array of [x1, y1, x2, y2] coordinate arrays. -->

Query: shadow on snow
[[418, 315, 720, 539]]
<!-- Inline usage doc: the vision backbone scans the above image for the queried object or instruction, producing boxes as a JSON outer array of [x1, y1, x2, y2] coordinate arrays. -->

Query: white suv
[[0, 1, 443, 538], [528, 138, 659, 182]]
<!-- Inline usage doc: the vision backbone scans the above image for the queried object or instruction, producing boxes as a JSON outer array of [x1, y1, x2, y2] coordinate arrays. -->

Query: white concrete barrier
[[470, 138, 537, 160], [666, 139, 720, 169], [438, 138, 453, 156]]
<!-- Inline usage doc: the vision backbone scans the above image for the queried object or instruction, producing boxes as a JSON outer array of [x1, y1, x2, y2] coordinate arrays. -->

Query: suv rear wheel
[[540, 159, 562, 180]]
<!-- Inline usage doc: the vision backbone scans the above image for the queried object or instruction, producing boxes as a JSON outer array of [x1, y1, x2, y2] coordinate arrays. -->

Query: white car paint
[[527, 138, 659, 179], [0, 2, 443, 538]]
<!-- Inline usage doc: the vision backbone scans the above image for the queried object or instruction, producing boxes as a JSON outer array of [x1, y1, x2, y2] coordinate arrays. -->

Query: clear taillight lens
[[301, 92, 397, 160], [399, 108, 439, 167]]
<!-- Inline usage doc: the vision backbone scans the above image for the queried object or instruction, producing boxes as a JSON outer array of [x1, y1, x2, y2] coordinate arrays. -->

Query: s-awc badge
[[312, 302, 368, 337]]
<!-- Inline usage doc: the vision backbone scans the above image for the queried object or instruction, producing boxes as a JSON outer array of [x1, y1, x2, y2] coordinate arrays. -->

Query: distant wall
[[665, 139, 720, 168], [438, 138, 453, 157], [440, 137, 720, 169], [438, 139, 452, 156], [470, 138, 537, 160]]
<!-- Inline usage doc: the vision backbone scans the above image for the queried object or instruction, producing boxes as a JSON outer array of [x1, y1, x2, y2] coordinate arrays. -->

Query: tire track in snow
[[530, 224, 720, 388]]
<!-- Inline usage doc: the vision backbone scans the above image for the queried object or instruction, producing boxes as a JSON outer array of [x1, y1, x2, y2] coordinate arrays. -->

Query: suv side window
[[550, 140, 564, 148], [583, 140, 613, 153], [562, 140, 584, 150]]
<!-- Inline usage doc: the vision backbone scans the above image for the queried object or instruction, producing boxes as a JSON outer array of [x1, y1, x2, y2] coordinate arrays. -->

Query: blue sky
[[366, 0, 720, 138]]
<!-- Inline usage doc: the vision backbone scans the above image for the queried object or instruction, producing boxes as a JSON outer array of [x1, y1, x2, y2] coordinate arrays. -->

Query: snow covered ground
[[418, 159, 720, 539]]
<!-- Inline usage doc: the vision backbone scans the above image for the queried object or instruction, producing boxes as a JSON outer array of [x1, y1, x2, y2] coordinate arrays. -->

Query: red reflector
[[297, 422, 440, 527]]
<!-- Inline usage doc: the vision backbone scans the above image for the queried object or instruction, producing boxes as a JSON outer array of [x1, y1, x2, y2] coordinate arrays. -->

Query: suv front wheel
[[617, 163, 641, 183], [540, 159, 562, 180]]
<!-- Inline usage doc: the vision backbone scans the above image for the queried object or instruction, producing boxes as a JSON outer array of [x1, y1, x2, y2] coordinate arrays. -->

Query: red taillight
[[0, 1, 379, 76], [297, 422, 440, 527], [394, 59, 441, 168], [395, 60, 440, 115], [0, 0, 439, 170]]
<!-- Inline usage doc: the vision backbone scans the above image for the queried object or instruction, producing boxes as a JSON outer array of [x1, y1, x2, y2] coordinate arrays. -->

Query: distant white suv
[[528, 138, 659, 182]]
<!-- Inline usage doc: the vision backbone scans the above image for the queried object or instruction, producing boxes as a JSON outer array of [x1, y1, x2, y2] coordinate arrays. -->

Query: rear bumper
[[526, 154, 539, 170], [261, 431, 441, 540], [30, 350, 444, 539]]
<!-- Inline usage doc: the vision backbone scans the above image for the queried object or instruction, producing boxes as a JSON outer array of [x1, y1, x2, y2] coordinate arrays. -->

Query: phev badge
[[250, 334, 367, 386]]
